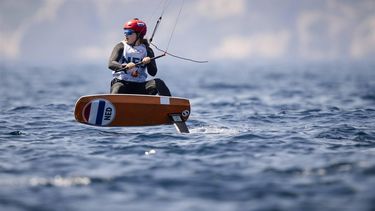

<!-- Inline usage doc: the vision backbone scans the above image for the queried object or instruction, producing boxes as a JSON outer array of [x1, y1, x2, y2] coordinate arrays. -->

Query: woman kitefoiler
[[108, 18, 171, 96]]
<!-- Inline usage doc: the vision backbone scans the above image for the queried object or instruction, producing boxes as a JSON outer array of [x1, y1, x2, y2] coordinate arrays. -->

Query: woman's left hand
[[142, 57, 151, 65]]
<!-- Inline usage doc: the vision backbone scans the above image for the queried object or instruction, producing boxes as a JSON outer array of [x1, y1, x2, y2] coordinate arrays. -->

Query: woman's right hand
[[123, 62, 136, 70]]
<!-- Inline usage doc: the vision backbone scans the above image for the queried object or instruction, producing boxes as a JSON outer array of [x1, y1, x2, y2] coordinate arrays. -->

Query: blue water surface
[[0, 62, 375, 211]]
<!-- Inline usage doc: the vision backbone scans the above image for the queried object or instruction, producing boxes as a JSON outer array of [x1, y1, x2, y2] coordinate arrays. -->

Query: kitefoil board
[[74, 94, 191, 133]]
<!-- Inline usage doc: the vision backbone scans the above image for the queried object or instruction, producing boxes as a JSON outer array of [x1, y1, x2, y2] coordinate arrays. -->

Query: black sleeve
[[108, 43, 124, 71], [146, 47, 157, 76]]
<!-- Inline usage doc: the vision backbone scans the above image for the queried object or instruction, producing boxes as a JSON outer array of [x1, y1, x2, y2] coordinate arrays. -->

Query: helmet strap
[[133, 33, 142, 47]]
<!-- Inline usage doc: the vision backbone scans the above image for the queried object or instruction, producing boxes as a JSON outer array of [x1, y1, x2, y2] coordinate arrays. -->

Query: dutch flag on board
[[83, 99, 115, 126]]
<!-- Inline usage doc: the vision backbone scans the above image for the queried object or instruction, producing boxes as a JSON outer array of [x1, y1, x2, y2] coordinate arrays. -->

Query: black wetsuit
[[108, 42, 171, 96]]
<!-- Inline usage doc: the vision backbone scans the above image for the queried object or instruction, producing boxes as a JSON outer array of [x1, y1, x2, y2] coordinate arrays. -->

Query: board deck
[[74, 94, 191, 132]]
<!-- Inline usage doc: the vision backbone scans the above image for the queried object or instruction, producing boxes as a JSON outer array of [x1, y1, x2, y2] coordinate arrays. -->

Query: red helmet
[[123, 18, 147, 37]]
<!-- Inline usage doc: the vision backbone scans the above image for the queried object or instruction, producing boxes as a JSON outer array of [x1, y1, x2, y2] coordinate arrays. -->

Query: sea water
[[0, 62, 374, 211]]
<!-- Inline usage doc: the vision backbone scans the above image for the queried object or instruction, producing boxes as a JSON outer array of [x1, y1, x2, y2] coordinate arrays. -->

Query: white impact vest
[[112, 41, 148, 82]]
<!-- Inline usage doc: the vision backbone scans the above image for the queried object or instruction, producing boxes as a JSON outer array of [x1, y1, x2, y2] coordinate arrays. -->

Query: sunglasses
[[124, 29, 136, 36]]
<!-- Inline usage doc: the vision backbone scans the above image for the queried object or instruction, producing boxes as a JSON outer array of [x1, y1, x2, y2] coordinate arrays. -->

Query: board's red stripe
[[84, 103, 91, 122]]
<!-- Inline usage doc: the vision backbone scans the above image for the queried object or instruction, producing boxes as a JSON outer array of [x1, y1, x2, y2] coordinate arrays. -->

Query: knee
[[154, 78, 171, 96], [154, 78, 166, 86]]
